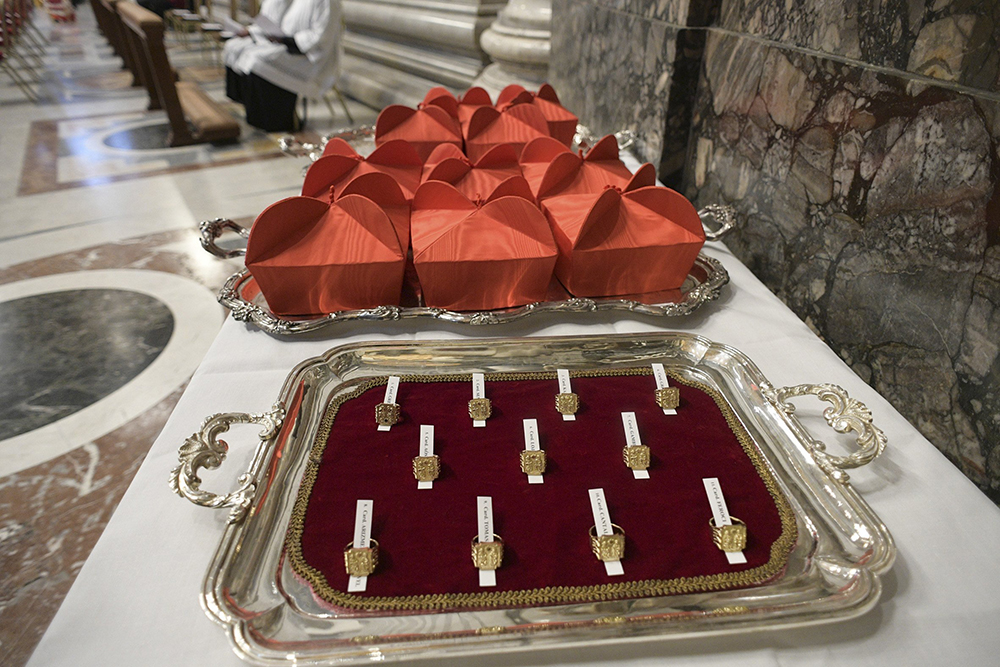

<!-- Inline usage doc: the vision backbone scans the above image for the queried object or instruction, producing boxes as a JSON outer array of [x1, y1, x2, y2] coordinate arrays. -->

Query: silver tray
[[199, 205, 735, 335], [170, 333, 893, 666], [276, 124, 637, 164]]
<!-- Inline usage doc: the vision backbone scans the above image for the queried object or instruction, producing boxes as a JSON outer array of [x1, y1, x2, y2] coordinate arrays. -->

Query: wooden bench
[[94, 0, 144, 88], [116, 1, 240, 146]]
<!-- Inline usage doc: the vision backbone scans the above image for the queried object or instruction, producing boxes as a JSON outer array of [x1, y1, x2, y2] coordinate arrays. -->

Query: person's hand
[[236, 27, 249, 37]]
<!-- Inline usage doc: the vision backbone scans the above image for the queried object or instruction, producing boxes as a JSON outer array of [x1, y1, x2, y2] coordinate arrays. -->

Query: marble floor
[[0, 6, 378, 665]]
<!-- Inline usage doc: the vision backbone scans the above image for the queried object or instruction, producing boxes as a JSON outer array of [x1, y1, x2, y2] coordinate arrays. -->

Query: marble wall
[[551, 0, 1000, 503], [551, 0, 717, 178]]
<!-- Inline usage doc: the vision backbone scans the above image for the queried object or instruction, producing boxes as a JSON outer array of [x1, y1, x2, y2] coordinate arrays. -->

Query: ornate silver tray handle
[[170, 333, 894, 666]]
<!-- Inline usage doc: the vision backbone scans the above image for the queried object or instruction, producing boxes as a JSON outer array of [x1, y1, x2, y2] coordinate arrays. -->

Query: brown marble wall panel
[[551, 0, 718, 179], [717, 0, 1000, 93], [585, 0, 688, 23], [683, 31, 1000, 501], [551, 0, 678, 166]]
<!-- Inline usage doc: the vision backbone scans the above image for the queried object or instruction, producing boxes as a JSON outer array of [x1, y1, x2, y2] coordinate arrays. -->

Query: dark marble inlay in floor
[[102, 123, 173, 151], [0, 289, 173, 441]]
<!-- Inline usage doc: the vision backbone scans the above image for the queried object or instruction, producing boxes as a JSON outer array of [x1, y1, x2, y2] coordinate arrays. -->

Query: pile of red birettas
[[245, 84, 706, 316]]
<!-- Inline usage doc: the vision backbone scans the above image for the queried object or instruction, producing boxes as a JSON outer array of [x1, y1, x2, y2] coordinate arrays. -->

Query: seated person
[[222, 0, 290, 70], [225, 0, 341, 132]]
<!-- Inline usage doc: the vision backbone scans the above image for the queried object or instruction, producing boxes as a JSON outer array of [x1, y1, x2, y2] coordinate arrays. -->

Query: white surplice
[[222, 0, 291, 70], [232, 0, 342, 101]]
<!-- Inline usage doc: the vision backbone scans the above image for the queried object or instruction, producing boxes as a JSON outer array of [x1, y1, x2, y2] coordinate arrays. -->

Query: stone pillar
[[473, 0, 551, 97], [338, 1, 501, 109]]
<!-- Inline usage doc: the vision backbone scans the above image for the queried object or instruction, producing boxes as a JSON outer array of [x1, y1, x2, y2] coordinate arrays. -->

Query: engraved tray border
[[219, 253, 730, 335], [189, 333, 894, 665]]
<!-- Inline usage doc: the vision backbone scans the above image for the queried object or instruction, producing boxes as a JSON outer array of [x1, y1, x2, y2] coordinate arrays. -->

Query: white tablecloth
[[27, 240, 1000, 666]]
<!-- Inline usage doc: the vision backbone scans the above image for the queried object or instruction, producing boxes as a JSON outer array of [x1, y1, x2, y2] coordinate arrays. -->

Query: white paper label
[[377, 376, 401, 431], [477, 495, 493, 543], [652, 363, 677, 415], [477, 496, 496, 586], [418, 425, 434, 490], [588, 488, 624, 576], [557, 369, 575, 421], [621, 412, 649, 479], [522, 419, 543, 484], [702, 478, 747, 565], [348, 499, 373, 591], [472, 373, 486, 427]]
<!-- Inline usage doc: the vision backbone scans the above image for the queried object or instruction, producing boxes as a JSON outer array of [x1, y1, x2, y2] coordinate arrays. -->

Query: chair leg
[[335, 87, 354, 124], [26, 20, 50, 46], [2, 62, 39, 101], [323, 86, 353, 124], [10, 50, 42, 82]]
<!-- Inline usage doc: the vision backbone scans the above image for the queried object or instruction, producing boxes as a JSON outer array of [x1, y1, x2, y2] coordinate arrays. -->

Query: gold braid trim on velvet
[[284, 368, 798, 611]]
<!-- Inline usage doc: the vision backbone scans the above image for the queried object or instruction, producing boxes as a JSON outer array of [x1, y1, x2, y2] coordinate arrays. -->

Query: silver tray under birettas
[[198, 204, 735, 335], [200, 124, 736, 335], [170, 332, 893, 665]]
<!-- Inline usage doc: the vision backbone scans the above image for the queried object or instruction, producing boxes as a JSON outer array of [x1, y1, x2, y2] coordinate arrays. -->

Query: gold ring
[[555, 392, 579, 415], [622, 444, 650, 470], [375, 402, 401, 426], [709, 517, 747, 552], [471, 534, 504, 570], [655, 387, 680, 410], [412, 455, 440, 482], [589, 524, 625, 562], [520, 449, 546, 475], [468, 397, 492, 421], [344, 539, 379, 577]]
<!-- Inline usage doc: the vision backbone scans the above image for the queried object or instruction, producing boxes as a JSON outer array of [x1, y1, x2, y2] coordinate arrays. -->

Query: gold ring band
[[471, 534, 504, 570], [655, 387, 680, 410], [375, 402, 401, 426], [412, 455, 440, 482], [344, 538, 380, 577], [589, 524, 625, 562], [709, 517, 747, 552], [520, 449, 546, 475], [555, 392, 579, 415], [468, 398, 492, 421]]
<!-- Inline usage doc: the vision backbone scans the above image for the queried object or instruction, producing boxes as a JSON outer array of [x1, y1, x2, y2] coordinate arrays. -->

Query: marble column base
[[339, 54, 452, 109], [473, 62, 546, 97], [340, 0, 498, 107], [474, 0, 551, 97]]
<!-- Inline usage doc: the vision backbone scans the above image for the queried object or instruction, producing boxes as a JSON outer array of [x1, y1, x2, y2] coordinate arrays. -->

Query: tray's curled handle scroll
[[278, 135, 322, 159], [699, 204, 737, 242], [766, 383, 887, 484], [200, 218, 249, 259], [574, 124, 636, 153], [169, 406, 285, 524]]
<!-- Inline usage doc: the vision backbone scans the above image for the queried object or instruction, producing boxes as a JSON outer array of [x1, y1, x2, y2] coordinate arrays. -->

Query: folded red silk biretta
[[245, 189, 405, 316], [302, 139, 423, 201], [464, 103, 551, 162], [541, 179, 706, 297], [421, 144, 525, 201], [423, 85, 496, 135], [338, 172, 412, 254], [375, 104, 463, 162], [497, 83, 579, 147], [524, 134, 656, 201], [410, 179, 557, 310]]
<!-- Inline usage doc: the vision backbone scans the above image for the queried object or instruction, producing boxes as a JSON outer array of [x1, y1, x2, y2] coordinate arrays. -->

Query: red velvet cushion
[[289, 368, 796, 612]]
